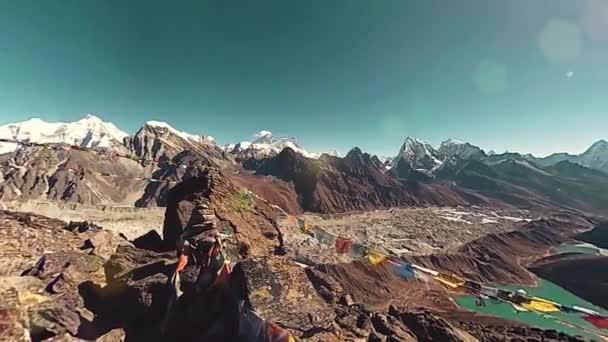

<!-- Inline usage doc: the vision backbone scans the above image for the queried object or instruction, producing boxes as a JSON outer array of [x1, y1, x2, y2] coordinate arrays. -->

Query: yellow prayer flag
[[367, 251, 387, 265], [434, 275, 465, 289], [521, 298, 560, 312], [434, 273, 465, 289]]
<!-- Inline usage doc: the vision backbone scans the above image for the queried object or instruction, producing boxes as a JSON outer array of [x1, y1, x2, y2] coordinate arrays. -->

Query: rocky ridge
[[1, 165, 599, 341]]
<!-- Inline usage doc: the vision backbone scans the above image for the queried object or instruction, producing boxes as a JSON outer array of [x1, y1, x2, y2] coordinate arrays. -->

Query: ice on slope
[[0, 114, 128, 152], [393, 137, 443, 169], [144, 120, 215, 144]]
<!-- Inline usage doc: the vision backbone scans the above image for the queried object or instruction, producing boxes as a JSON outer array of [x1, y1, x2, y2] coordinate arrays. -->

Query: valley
[[1, 115, 608, 341]]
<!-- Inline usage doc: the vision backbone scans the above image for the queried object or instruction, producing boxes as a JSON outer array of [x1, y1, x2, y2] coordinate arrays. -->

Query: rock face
[[124, 121, 226, 165], [0, 147, 152, 206], [161, 166, 283, 257], [392, 137, 444, 171]]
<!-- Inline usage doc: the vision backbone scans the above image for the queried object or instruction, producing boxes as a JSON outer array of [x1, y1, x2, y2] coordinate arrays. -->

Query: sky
[[0, 0, 607, 157]]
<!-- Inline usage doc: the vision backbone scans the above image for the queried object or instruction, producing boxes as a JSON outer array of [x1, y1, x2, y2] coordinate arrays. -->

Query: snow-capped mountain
[[125, 120, 221, 162], [0, 114, 128, 154], [392, 137, 443, 170], [579, 140, 608, 172], [437, 139, 486, 161], [535, 140, 608, 174], [228, 130, 314, 160]]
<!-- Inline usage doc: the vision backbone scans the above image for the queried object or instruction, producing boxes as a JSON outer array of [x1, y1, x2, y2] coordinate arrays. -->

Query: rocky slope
[[434, 157, 608, 215], [405, 215, 596, 285], [536, 139, 608, 174], [124, 121, 227, 165], [0, 146, 153, 206], [244, 147, 494, 213], [2, 115, 608, 218]]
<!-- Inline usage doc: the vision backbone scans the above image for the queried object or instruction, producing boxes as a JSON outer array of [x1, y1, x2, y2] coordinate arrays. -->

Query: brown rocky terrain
[[295, 207, 535, 256], [0, 147, 154, 206], [244, 147, 499, 214], [1, 164, 596, 341], [124, 122, 228, 166], [3, 134, 608, 224], [401, 215, 596, 286]]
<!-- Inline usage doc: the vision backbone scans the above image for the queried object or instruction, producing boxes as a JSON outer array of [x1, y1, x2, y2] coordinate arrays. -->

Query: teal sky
[[1, 0, 607, 157]]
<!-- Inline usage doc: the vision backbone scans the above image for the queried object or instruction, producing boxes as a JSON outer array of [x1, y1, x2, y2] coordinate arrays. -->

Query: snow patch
[[144, 120, 204, 142]]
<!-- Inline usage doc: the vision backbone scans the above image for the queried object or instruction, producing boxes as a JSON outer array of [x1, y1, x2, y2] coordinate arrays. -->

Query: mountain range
[[1, 114, 607, 216]]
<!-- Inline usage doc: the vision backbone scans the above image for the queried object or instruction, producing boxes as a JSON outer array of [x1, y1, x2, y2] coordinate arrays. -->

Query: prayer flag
[[521, 297, 560, 313], [573, 305, 601, 316], [582, 315, 608, 329], [411, 264, 439, 276], [335, 238, 352, 254], [367, 251, 387, 265], [311, 227, 335, 245], [481, 285, 499, 297], [435, 273, 465, 289], [349, 243, 368, 258], [390, 263, 416, 280]]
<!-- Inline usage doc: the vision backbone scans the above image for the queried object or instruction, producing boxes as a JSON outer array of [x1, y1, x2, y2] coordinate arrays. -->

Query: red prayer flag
[[176, 254, 188, 272], [582, 315, 608, 329], [335, 238, 352, 254]]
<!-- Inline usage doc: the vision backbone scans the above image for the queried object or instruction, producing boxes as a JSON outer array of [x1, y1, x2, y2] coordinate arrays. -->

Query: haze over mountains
[[1, 114, 607, 216]]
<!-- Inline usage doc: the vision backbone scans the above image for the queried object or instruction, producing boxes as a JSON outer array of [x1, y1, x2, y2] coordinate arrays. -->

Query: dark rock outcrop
[[575, 222, 608, 249], [530, 253, 608, 310], [161, 166, 283, 257]]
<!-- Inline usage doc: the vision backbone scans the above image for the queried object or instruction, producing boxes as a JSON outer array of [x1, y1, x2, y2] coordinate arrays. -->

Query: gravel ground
[[280, 206, 536, 265]]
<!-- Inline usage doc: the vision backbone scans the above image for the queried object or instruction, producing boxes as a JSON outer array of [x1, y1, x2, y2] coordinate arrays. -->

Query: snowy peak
[[393, 136, 443, 170], [0, 114, 128, 154], [126, 120, 220, 161], [229, 130, 314, 159], [438, 138, 486, 160], [140, 120, 215, 145]]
